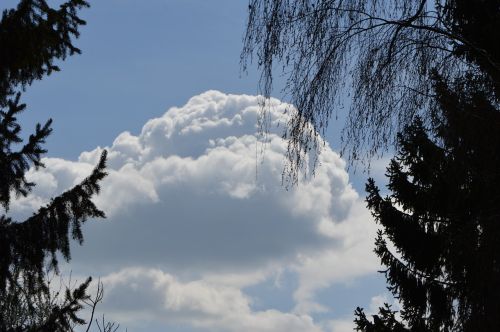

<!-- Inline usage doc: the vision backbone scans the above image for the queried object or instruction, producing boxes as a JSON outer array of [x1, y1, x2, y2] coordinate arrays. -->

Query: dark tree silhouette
[[0, 1, 109, 330], [243, 1, 500, 329], [242, 0, 500, 180], [355, 73, 500, 331], [0, 0, 90, 106]]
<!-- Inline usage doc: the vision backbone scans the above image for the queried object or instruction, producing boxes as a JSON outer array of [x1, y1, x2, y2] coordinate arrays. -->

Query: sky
[[6, 1, 394, 331]]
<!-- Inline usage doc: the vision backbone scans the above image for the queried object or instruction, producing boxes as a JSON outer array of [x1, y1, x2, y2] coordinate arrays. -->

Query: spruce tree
[[354, 74, 500, 331], [0, 1, 108, 330]]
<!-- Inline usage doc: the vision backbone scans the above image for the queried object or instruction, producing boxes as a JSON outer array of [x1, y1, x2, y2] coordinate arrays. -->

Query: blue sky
[[16, 0, 263, 159], [7, 1, 393, 331]]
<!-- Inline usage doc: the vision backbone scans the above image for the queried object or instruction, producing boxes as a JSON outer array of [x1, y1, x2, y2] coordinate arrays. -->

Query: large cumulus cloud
[[11, 91, 379, 331]]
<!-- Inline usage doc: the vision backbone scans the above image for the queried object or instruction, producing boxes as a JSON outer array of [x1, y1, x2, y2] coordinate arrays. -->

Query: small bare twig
[[84, 279, 104, 332], [96, 314, 121, 332]]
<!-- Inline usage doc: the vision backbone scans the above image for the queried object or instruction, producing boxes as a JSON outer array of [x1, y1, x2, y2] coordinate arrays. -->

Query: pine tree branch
[[1, 151, 107, 293]]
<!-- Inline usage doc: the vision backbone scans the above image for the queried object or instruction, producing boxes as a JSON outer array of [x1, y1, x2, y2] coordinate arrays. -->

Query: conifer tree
[[354, 74, 500, 331], [242, 1, 500, 329], [0, 1, 108, 330]]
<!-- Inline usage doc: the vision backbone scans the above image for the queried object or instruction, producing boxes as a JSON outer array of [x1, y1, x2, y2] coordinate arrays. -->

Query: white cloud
[[12, 91, 381, 331], [292, 201, 379, 315], [98, 268, 322, 332], [327, 319, 356, 332]]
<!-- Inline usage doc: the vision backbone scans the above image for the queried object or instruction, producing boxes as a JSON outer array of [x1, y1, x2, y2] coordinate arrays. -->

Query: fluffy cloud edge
[[11, 90, 383, 331]]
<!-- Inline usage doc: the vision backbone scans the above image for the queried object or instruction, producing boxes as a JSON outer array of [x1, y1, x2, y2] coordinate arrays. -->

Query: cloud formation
[[100, 268, 322, 332], [12, 91, 380, 331]]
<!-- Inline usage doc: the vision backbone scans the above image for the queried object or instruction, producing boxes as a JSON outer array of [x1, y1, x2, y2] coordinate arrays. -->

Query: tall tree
[[0, 1, 108, 330], [241, 0, 500, 180], [354, 73, 500, 331], [243, 1, 500, 330]]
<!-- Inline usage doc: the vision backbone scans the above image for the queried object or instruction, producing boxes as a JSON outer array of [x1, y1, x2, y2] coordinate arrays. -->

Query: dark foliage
[[0, 1, 109, 331], [356, 74, 500, 331], [355, 304, 408, 332], [243, 1, 500, 329], [242, 0, 500, 180], [0, 0, 89, 106], [1, 276, 93, 332]]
